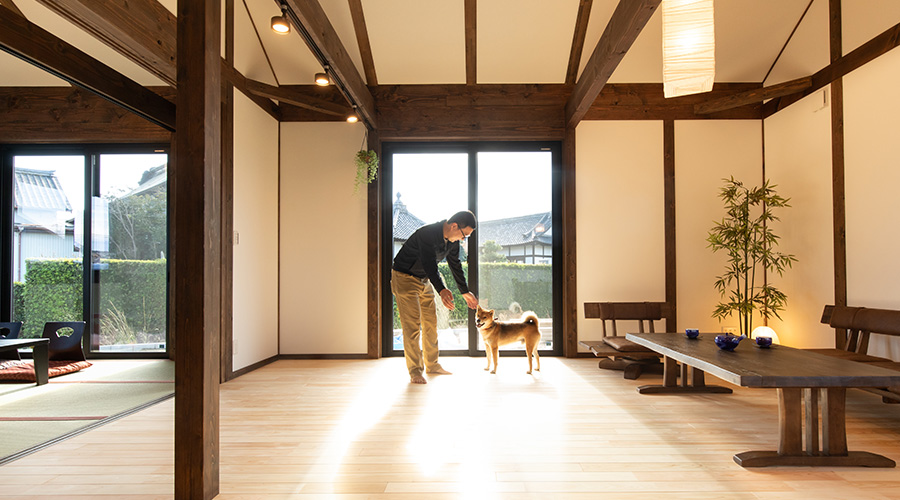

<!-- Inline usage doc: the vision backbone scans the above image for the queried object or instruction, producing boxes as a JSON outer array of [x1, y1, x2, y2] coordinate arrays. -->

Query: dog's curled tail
[[522, 312, 539, 326]]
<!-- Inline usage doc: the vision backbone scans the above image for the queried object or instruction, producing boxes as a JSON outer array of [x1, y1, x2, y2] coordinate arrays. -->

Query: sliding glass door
[[382, 142, 561, 357], [1, 146, 169, 357]]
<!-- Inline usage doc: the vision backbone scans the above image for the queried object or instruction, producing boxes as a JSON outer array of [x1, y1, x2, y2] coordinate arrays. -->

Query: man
[[391, 210, 479, 384]]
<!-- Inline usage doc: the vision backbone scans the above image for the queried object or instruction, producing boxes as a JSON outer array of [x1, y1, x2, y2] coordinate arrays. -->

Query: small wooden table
[[626, 332, 900, 467], [0, 338, 50, 386]]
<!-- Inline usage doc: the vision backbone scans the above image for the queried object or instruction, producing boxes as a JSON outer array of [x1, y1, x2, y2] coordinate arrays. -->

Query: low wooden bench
[[579, 302, 669, 380], [808, 305, 900, 403]]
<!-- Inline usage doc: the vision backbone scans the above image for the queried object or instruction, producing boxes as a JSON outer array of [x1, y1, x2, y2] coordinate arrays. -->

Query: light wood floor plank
[[1, 357, 900, 498]]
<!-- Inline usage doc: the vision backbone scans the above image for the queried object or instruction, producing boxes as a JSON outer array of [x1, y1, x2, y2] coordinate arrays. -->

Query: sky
[[391, 151, 552, 225]]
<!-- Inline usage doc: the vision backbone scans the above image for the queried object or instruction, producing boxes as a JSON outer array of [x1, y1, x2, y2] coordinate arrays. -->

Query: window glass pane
[[390, 153, 468, 351], [476, 151, 553, 351], [92, 154, 168, 352], [12, 156, 85, 338]]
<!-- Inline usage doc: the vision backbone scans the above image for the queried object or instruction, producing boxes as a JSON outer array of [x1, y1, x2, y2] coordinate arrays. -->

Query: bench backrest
[[821, 305, 900, 353], [584, 302, 667, 338]]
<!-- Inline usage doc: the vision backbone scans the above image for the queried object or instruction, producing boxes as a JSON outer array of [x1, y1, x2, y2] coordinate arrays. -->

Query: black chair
[[0, 321, 24, 361], [42, 321, 87, 362]]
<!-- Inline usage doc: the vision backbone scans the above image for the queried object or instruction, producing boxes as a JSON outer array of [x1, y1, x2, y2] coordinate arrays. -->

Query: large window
[[382, 142, 561, 357], [1, 146, 169, 357]]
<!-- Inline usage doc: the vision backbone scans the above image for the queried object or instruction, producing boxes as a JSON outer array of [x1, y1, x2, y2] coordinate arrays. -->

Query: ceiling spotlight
[[314, 72, 330, 86], [271, 3, 290, 34], [346, 114, 359, 123]]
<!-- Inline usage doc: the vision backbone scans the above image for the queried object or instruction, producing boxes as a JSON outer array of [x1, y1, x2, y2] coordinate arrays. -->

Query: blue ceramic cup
[[755, 336, 773, 348], [685, 328, 700, 339], [714, 334, 744, 351]]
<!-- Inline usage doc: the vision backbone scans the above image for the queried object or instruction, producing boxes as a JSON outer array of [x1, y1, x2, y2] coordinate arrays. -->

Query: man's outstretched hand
[[462, 292, 479, 309], [439, 289, 455, 310]]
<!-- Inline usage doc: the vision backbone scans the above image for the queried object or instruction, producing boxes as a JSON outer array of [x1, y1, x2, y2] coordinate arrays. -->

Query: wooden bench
[[808, 305, 900, 403], [579, 302, 669, 380]]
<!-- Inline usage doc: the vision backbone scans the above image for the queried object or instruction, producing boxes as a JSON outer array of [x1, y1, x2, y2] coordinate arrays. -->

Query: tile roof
[[392, 193, 426, 240], [14, 168, 71, 212], [477, 212, 552, 246]]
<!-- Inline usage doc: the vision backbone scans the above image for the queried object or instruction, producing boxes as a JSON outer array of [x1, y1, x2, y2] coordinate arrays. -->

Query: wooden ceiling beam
[[566, 0, 593, 85], [764, 19, 900, 117], [565, 0, 661, 128], [281, 0, 376, 129], [694, 76, 811, 115], [244, 78, 350, 117], [223, 64, 282, 121], [465, 0, 476, 85], [348, 0, 377, 86], [0, 7, 175, 130], [0, 0, 24, 17], [35, 0, 177, 86]]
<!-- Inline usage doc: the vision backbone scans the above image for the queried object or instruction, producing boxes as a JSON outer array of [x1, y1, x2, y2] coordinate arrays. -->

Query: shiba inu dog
[[475, 305, 541, 374]]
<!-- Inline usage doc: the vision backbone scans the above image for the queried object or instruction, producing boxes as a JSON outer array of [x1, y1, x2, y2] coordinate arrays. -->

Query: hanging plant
[[354, 130, 378, 194], [354, 149, 378, 193]]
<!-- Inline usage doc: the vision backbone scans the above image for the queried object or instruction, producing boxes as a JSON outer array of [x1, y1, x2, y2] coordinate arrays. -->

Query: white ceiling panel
[[843, 0, 900, 56], [765, 0, 829, 86], [10, 0, 165, 87], [714, 0, 812, 82], [478, 0, 580, 84], [319, 0, 367, 83], [363, 0, 466, 84], [0, 53, 69, 86], [238, 0, 320, 85]]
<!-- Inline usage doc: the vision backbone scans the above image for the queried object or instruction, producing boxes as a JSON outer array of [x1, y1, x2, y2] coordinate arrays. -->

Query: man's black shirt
[[392, 220, 469, 294]]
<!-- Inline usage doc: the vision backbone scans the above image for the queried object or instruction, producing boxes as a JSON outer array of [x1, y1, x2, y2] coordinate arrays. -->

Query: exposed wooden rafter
[[35, 0, 177, 86], [764, 19, 900, 117], [694, 76, 811, 115], [465, 0, 476, 85], [0, 6, 175, 130], [566, 0, 593, 85], [348, 0, 377, 86], [244, 78, 351, 116], [223, 63, 282, 121], [0, 0, 24, 16], [565, 0, 661, 128], [281, 0, 376, 129]]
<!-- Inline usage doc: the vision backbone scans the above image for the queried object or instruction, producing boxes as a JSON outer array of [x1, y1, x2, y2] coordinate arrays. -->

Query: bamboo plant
[[707, 177, 798, 337]]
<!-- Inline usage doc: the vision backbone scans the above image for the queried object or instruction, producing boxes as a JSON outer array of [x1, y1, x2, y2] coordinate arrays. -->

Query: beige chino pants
[[391, 269, 440, 377]]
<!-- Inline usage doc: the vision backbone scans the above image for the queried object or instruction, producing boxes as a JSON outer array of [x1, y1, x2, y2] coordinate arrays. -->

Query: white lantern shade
[[662, 0, 715, 98]]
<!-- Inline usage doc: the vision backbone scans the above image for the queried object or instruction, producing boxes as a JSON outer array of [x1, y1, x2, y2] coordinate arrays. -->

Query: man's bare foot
[[410, 374, 427, 384], [426, 366, 452, 375]]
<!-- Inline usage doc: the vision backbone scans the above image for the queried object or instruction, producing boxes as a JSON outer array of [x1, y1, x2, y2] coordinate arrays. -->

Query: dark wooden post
[[829, 0, 847, 348], [563, 126, 577, 357], [174, 0, 221, 498], [663, 119, 677, 331]]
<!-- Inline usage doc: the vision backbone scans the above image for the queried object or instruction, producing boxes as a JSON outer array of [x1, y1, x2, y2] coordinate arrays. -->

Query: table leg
[[734, 386, 895, 467], [32, 343, 49, 386], [637, 356, 732, 394]]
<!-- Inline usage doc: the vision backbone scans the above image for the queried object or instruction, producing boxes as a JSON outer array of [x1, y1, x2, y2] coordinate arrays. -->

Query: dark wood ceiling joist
[[0, 86, 174, 143], [0, 7, 175, 130], [566, 0, 593, 85], [223, 64, 283, 121], [587, 83, 763, 120], [244, 78, 350, 116], [764, 19, 900, 117], [565, 0, 661, 128], [281, 0, 376, 129], [695, 76, 811, 115], [35, 0, 177, 86], [0, 0, 23, 17], [348, 0, 377, 86], [465, 0, 476, 85]]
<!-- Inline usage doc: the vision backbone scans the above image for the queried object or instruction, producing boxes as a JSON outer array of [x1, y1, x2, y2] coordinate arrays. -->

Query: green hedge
[[18, 258, 166, 340], [393, 262, 553, 329]]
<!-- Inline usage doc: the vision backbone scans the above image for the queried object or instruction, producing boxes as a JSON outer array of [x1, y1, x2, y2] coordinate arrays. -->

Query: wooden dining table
[[0, 338, 50, 385], [626, 332, 900, 467]]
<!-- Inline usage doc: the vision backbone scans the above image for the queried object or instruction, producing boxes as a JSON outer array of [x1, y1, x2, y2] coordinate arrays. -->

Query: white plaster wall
[[575, 121, 665, 351], [279, 122, 368, 354], [232, 92, 280, 370], [764, 89, 834, 348], [844, 47, 900, 360], [675, 121, 762, 335]]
